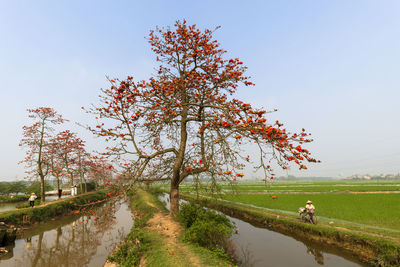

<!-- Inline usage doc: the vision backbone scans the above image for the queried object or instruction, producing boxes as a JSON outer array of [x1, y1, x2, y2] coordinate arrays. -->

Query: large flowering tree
[[87, 21, 318, 215]]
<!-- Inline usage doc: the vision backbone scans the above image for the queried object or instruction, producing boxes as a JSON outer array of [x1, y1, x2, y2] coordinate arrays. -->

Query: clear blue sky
[[1, 0, 399, 180]]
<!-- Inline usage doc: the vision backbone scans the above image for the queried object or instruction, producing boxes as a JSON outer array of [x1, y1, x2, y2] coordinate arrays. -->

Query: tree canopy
[[87, 21, 318, 215]]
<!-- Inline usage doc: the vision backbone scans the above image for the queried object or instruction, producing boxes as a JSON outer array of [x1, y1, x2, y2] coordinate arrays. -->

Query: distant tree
[[86, 21, 318, 215], [19, 107, 67, 203], [55, 130, 82, 187], [0, 182, 7, 195], [0, 181, 27, 195], [8, 181, 27, 195], [47, 138, 66, 199], [87, 158, 114, 188], [55, 130, 95, 193], [75, 143, 92, 193]]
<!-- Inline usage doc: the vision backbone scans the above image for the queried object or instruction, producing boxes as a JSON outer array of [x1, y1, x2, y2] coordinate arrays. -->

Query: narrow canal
[[0, 199, 133, 267], [158, 193, 368, 267]]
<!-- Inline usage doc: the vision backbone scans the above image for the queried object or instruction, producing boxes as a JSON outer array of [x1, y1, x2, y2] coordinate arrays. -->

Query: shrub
[[178, 201, 202, 228], [107, 229, 148, 266], [185, 219, 233, 249], [179, 202, 235, 250]]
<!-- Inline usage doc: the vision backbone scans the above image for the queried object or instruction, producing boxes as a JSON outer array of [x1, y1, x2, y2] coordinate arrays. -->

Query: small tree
[[76, 144, 92, 193], [20, 107, 67, 202], [55, 130, 94, 193], [48, 138, 66, 199], [87, 21, 318, 215], [56, 130, 82, 187]]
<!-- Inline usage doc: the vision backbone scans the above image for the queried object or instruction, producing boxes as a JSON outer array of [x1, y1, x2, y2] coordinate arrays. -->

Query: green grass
[[219, 193, 400, 230]]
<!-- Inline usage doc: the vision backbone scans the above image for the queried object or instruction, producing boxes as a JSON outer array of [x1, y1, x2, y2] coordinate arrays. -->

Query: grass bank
[[0, 190, 108, 226], [107, 188, 235, 267], [181, 193, 400, 267], [0, 195, 29, 203]]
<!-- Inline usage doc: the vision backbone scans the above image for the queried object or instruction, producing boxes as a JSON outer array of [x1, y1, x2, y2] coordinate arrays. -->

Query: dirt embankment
[[142, 193, 202, 267], [110, 190, 233, 267]]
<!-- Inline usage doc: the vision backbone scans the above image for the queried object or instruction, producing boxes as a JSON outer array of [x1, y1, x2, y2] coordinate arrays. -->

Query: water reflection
[[0, 200, 134, 267], [306, 246, 324, 265]]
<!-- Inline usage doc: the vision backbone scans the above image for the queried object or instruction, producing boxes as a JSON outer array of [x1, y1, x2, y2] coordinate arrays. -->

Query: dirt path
[[142, 195, 202, 267]]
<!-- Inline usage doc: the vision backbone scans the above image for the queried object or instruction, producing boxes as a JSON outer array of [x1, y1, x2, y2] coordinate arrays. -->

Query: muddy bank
[[181, 194, 400, 266]]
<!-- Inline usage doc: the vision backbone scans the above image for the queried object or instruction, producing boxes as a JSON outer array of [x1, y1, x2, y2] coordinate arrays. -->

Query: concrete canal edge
[[181, 193, 400, 267]]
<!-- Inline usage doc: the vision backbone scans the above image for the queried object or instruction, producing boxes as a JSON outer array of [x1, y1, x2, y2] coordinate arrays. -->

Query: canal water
[[158, 193, 368, 267], [0, 202, 19, 212], [0, 199, 133, 267]]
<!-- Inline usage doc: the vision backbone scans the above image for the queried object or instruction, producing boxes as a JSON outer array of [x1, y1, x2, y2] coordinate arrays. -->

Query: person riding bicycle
[[305, 200, 315, 221]]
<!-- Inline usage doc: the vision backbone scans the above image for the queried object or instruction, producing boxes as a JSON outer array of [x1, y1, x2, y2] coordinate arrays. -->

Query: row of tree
[[0, 181, 28, 195], [0, 181, 53, 198], [19, 108, 113, 202]]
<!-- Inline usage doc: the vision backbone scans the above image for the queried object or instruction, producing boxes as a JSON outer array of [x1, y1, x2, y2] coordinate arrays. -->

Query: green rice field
[[179, 180, 400, 193], [168, 180, 400, 231], [220, 193, 400, 230]]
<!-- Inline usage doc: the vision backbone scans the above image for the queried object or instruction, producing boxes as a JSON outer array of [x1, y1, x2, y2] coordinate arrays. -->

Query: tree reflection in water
[[306, 246, 324, 265], [11, 200, 127, 267]]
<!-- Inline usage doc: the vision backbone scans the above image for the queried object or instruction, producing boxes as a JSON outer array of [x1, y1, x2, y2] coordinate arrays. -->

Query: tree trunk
[[70, 173, 74, 187], [56, 174, 61, 199], [55, 227, 62, 250], [32, 232, 43, 267], [40, 175, 45, 203], [79, 175, 83, 195], [170, 184, 179, 216]]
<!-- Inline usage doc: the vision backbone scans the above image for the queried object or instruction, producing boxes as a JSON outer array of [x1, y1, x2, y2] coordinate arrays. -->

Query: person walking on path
[[29, 192, 37, 208]]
